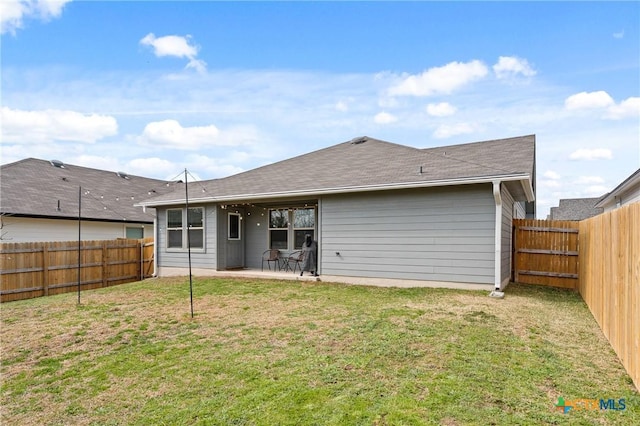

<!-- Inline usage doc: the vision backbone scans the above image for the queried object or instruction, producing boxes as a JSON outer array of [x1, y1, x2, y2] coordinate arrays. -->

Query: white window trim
[[166, 206, 206, 252]]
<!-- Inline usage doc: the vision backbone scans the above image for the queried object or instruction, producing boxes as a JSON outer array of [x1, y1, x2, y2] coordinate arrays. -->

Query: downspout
[[153, 215, 158, 277], [492, 180, 504, 295]]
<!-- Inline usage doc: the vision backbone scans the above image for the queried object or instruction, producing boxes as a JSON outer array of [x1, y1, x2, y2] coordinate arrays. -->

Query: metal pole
[[185, 169, 194, 318], [77, 186, 82, 304]]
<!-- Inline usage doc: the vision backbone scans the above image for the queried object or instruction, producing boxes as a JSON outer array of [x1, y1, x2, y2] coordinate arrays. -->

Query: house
[[0, 158, 177, 242], [547, 197, 603, 221], [138, 135, 536, 290], [595, 168, 640, 212]]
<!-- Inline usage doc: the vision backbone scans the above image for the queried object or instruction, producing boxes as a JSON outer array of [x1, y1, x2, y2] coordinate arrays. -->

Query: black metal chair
[[261, 249, 280, 271], [284, 250, 304, 273]]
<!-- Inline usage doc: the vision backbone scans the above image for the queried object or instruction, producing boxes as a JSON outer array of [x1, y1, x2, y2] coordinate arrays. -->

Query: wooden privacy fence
[[513, 219, 580, 290], [0, 237, 154, 303], [578, 202, 639, 392]]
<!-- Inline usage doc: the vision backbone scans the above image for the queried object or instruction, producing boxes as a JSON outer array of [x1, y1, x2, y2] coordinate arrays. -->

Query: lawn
[[1, 278, 638, 425]]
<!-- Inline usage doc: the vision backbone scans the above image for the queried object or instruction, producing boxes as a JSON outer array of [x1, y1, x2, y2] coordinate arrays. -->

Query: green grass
[[1, 278, 638, 425]]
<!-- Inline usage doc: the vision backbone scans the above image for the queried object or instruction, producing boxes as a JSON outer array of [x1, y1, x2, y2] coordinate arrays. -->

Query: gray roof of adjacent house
[[547, 197, 603, 221], [0, 158, 178, 223], [138, 134, 536, 207]]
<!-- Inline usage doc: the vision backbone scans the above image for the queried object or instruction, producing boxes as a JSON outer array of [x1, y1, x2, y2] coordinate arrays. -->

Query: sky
[[1, 1, 639, 218]]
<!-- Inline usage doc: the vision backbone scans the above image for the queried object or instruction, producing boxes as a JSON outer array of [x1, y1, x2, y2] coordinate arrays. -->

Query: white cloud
[[137, 120, 221, 149], [0, 106, 118, 143], [433, 122, 477, 139], [186, 153, 245, 178], [565, 92, 639, 120], [565, 91, 615, 110], [374, 111, 397, 124], [540, 180, 561, 189], [126, 157, 177, 178], [543, 170, 561, 180], [140, 33, 207, 73], [613, 30, 624, 39], [335, 100, 349, 112], [569, 148, 613, 161], [136, 119, 257, 150], [574, 175, 604, 184], [606, 97, 640, 120], [0, 0, 71, 35], [584, 185, 608, 196], [426, 102, 457, 117], [493, 56, 536, 79], [389, 60, 488, 97]]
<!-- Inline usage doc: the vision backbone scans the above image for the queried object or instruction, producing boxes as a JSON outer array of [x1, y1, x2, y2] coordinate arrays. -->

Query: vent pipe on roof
[[50, 159, 65, 168], [117, 171, 130, 179], [350, 136, 367, 145]]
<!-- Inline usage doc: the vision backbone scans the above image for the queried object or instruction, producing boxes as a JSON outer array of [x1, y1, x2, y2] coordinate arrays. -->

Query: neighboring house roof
[[595, 168, 640, 209], [138, 134, 536, 207], [1, 158, 177, 223], [547, 197, 603, 221]]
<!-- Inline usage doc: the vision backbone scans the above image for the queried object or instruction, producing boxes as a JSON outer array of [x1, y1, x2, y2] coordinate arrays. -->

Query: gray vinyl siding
[[513, 201, 526, 219], [501, 185, 515, 284], [156, 205, 217, 269], [320, 184, 495, 284], [244, 206, 270, 269]]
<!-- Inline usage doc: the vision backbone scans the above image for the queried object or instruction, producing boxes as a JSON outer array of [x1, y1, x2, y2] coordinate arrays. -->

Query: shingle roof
[[0, 158, 178, 222], [139, 134, 536, 206], [548, 198, 603, 221]]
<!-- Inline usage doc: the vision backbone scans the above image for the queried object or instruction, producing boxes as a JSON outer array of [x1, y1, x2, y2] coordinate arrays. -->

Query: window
[[167, 209, 183, 248], [187, 207, 204, 248], [228, 213, 241, 240], [269, 209, 289, 249], [126, 227, 144, 239], [269, 207, 316, 250], [166, 207, 204, 249], [293, 208, 315, 249]]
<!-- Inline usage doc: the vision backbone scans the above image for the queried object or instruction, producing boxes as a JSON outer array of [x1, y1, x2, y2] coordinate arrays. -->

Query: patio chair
[[261, 249, 281, 271], [284, 250, 305, 273]]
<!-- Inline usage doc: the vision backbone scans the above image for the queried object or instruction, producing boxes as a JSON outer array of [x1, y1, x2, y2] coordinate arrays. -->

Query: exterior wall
[[156, 204, 217, 270], [501, 185, 515, 285], [244, 206, 270, 269], [0, 216, 152, 243], [513, 201, 526, 219], [601, 181, 640, 212], [320, 184, 495, 284]]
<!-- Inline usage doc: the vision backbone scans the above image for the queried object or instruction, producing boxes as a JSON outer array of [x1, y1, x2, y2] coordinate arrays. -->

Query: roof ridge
[[421, 134, 535, 152], [1, 157, 169, 184]]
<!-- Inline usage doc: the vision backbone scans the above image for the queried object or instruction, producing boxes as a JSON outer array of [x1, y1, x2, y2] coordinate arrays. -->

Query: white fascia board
[[594, 169, 640, 208], [520, 177, 535, 202], [137, 173, 532, 207]]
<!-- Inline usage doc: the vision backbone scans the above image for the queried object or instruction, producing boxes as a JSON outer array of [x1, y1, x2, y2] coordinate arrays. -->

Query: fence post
[[139, 240, 143, 281], [102, 240, 108, 287], [42, 244, 49, 297]]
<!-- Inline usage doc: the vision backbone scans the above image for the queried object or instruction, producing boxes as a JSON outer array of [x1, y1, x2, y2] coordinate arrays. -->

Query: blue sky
[[1, 1, 639, 218]]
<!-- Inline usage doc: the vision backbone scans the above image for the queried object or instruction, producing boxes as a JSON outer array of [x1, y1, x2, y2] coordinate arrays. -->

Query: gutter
[[137, 173, 533, 208]]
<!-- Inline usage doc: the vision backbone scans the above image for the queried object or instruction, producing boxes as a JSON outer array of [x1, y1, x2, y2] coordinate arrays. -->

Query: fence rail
[[578, 202, 639, 392], [0, 237, 154, 303]]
